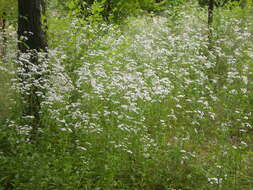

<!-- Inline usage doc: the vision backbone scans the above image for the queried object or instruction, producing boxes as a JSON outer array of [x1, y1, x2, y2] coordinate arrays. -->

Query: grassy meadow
[[0, 3, 253, 190]]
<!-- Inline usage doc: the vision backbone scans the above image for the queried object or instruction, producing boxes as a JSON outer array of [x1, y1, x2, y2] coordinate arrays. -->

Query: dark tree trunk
[[208, 0, 214, 48], [17, 0, 47, 140], [18, 0, 47, 52], [0, 13, 7, 61], [208, 0, 214, 26]]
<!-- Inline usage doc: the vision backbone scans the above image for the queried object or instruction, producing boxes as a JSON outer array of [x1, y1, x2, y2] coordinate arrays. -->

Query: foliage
[[198, 0, 252, 7], [65, 0, 184, 22], [0, 0, 17, 23], [1, 2, 253, 190]]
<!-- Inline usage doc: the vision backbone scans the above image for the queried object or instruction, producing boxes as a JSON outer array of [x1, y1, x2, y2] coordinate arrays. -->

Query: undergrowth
[[0, 4, 253, 190]]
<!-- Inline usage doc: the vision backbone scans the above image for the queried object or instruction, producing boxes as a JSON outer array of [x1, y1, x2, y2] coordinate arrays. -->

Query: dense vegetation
[[0, 0, 253, 189]]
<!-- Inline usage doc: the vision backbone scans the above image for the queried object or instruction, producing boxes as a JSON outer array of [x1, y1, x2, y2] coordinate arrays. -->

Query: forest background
[[0, 0, 253, 189]]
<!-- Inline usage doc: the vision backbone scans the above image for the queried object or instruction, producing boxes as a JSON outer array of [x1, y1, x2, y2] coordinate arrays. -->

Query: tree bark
[[17, 0, 47, 140], [0, 13, 6, 61], [208, 0, 214, 49], [18, 0, 47, 52]]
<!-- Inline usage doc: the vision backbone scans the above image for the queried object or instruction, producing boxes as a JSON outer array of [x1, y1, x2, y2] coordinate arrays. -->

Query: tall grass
[[0, 4, 253, 190]]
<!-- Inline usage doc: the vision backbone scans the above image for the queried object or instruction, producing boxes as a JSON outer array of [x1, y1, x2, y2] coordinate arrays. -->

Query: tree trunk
[[0, 13, 6, 61], [18, 0, 47, 52], [17, 0, 47, 140], [208, 0, 214, 49]]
